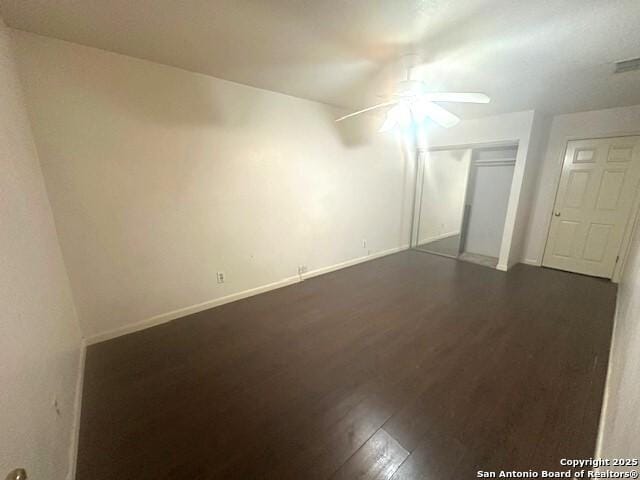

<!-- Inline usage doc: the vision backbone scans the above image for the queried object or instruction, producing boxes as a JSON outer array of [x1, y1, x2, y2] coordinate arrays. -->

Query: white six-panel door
[[543, 136, 640, 278]]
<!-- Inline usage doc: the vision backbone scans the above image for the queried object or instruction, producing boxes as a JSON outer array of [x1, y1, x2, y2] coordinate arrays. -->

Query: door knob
[[554, 211, 561, 217], [5, 469, 27, 480]]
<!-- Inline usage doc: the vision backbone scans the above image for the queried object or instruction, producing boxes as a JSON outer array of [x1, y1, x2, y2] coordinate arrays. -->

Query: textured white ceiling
[[1, 0, 639, 118]]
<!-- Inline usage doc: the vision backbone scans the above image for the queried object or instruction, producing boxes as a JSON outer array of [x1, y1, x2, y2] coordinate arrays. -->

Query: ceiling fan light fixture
[[395, 80, 426, 97], [335, 61, 489, 131], [378, 108, 398, 132], [379, 104, 414, 132], [418, 101, 461, 128], [410, 100, 428, 123], [397, 104, 413, 128]]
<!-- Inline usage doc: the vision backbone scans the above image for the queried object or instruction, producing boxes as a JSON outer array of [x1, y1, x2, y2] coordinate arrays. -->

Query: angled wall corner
[[0, 18, 83, 480], [503, 111, 552, 269], [11, 31, 409, 341]]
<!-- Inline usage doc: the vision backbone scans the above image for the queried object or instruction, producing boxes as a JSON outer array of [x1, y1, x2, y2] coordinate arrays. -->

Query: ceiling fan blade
[[335, 101, 398, 122], [422, 92, 490, 104], [417, 101, 460, 128], [378, 108, 398, 132]]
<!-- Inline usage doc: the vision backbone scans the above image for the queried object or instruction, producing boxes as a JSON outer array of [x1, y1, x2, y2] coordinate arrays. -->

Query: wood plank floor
[[76, 251, 617, 480]]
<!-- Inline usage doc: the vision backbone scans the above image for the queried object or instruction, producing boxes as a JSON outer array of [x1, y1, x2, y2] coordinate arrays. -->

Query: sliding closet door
[[414, 148, 472, 257]]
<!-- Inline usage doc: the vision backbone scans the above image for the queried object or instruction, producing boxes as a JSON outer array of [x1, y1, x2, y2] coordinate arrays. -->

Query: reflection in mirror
[[413, 148, 472, 257], [411, 144, 518, 269]]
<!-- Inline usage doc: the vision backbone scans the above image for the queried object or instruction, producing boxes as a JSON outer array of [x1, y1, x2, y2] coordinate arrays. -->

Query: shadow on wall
[[37, 42, 275, 128], [18, 31, 406, 145], [93, 59, 245, 127], [88, 49, 390, 141]]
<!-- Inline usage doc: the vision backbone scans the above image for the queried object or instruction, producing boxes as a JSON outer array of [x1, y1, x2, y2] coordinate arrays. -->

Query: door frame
[[541, 134, 640, 282]]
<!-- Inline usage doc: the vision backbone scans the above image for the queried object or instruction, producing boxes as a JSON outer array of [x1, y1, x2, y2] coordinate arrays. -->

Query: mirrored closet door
[[411, 145, 518, 269], [412, 148, 472, 258]]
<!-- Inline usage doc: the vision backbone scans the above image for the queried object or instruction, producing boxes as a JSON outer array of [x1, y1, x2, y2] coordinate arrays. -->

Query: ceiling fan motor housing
[[396, 80, 426, 97]]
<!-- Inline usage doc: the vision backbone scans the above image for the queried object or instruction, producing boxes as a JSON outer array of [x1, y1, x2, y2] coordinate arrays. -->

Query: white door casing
[[543, 136, 640, 278]]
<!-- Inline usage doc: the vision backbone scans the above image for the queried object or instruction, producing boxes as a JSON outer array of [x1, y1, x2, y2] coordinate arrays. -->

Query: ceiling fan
[[335, 56, 490, 131]]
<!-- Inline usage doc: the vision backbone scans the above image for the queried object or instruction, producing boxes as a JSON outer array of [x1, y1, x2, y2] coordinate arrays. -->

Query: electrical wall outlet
[[216, 271, 225, 283], [298, 265, 308, 275], [362, 239, 367, 248]]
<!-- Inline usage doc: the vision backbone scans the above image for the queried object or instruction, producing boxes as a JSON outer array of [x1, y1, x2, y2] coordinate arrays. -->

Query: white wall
[[0, 19, 82, 480], [524, 104, 640, 266], [507, 111, 551, 267], [12, 31, 409, 342], [597, 198, 640, 465], [413, 110, 547, 270]]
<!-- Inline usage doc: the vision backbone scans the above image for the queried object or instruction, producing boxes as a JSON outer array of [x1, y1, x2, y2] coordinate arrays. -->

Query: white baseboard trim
[[66, 339, 86, 480], [497, 258, 542, 271], [522, 258, 541, 266], [417, 231, 460, 245], [85, 275, 300, 345], [302, 245, 409, 281], [85, 245, 409, 345]]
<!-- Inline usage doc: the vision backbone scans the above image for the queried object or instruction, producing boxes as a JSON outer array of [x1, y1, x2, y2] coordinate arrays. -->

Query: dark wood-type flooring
[[415, 234, 461, 258], [77, 251, 617, 479]]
